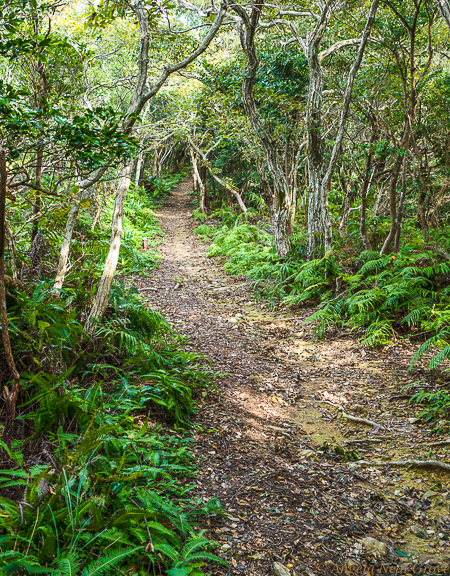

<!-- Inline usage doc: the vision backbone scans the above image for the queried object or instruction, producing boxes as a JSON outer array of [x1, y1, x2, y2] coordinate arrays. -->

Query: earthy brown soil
[[133, 179, 450, 575]]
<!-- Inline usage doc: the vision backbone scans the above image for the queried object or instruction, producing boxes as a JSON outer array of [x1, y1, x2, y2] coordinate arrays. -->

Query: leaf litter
[[129, 179, 450, 575]]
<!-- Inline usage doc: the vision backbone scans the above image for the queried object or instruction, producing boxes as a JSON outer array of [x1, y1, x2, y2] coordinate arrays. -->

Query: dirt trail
[[134, 179, 450, 575]]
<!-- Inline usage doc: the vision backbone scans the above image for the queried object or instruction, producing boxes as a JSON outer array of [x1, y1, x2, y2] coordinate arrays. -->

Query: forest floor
[[130, 179, 450, 576]]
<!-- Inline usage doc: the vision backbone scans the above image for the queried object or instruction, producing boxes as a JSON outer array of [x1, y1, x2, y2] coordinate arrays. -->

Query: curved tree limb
[[188, 139, 247, 213]]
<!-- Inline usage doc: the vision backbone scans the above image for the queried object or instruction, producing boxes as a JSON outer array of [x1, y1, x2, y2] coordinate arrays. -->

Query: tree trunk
[[54, 185, 85, 291], [91, 184, 102, 232], [0, 148, 21, 457], [256, 163, 274, 222], [200, 164, 210, 213], [360, 169, 374, 251], [305, 0, 380, 258], [85, 0, 228, 326], [31, 149, 43, 242], [5, 220, 17, 279], [435, 0, 450, 30], [86, 161, 132, 332], [360, 118, 377, 250], [189, 140, 247, 212], [190, 146, 205, 207], [379, 155, 404, 254], [307, 170, 332, 257], [394, 156, 408, 251], [234, 0, 292, 257], [417, 183, 430, 241], [135, 150, 144, 188], [429, 179, 449, 228]]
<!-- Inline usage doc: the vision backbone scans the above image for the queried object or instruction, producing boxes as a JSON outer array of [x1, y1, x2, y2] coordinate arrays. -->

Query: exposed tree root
[[317, 400, 385, 429], [416, 439, 450, 448], [358, 459, 450, 472]]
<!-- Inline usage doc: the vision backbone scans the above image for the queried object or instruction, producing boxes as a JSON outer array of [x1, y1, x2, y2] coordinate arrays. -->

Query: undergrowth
[[197, 212, 450, 377], [0, 171, 224, 575], [0, 278, 223, 575]]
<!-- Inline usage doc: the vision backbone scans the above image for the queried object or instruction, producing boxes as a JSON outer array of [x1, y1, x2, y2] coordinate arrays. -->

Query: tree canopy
[[3, 0, 450, 573]]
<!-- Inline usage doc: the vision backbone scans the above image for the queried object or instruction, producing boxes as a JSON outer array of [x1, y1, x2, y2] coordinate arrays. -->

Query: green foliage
[[0, 278, 221, 575], [410, 387, 450, 422], [193, 209, 207, 223], [193, 224, 214, 238], [207, 222, 450, 375], [1, 163, 221, 575]]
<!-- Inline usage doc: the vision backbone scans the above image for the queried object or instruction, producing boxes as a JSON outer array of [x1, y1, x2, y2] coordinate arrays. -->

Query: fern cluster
[[0, 171, 222, 575], [205, 219, 450, 372], [0, 280, 222, 575]]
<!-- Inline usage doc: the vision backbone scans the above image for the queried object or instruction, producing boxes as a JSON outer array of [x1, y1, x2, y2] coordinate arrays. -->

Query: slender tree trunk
[[85, 0, 228, 326], [360, 119, 377, 250], [360, 169, 374, 251], [234, 0, 291, 256], [86, 162, 132, 332], [52, 169, 109, 291], [0, 149, 21, 456], [435, 0, 450, 30], [200, 164, 210, 213], [135, 150, 144, 188], [380, 155, 404, 254], [306, 0, 380, 258], [191, 148, 207, 214], [31, 15, 47, 242], [91, 184, 102, 231], [394, 156, 408, 251], [417, 183, 430, 241], [289, 145, 303, 232], [429, 179, 449, 228], [190, 147, 203, 209], [189, 140, 247, 212], [5, 221, 17, 279], [54, 185, 84, 291], [256, 162, 274, 222], [31, 149, 43, 242]]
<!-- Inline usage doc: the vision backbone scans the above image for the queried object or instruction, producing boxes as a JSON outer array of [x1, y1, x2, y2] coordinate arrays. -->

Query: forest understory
[[130, 179, 450, 575], [6, 0, 450, 573]]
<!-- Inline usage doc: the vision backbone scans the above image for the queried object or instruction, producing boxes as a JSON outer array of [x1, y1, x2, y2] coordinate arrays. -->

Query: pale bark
[[5, 220, 17, 279], [360, 118, 377, 250], [256, 162, 274, 222], [380, 1, 434, 254], [190, 146, 207, 213], [91, 184, 101, 231], [135, 150, 145, 188], [435, 0, 450, 30], [31, 15, 47, 243], [135, 101, 151, 188], [380, 152, 408, 253], [189, 140, 247, 212], [233, 0, 292, 256], [305, 0, 380, 257], [54, 185, 85, 291], [360, 169, 375, 251], [86, 162, 132, 332], [394, 156, 408, 251], [429, 179, 449, 228], [31, 149, 43, 242], [86, 0, 228, 328]]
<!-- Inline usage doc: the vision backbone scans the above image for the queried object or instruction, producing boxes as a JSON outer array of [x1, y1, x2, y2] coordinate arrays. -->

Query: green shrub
[[0, 280, 222, 575]]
